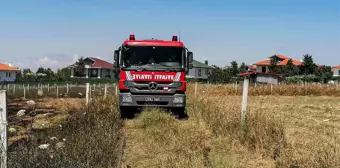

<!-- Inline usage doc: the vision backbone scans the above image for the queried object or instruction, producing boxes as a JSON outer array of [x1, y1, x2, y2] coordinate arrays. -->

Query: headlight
[[173, 97, 184, 103], [122, 95, 133, 102]]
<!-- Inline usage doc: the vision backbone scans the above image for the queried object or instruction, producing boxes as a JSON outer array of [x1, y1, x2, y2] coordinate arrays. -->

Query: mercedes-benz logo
[[148, 82, 157, 90]]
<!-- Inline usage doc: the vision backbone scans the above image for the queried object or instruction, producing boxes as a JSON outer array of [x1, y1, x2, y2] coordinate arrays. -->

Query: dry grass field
[[5, 83, 340, 168]]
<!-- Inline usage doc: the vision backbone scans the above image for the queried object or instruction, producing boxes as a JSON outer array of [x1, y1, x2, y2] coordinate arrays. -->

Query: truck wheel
[[172, 107, 188, 120], [120, 106, 134, 119]]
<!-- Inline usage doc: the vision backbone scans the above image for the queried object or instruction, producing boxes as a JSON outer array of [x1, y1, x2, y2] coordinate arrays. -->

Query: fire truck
[[113, 34, 194, 118]]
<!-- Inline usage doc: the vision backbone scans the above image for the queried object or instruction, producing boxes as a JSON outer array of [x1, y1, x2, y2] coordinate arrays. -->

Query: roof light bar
[[172, 35, 178, 41], [129, 34, 135, 40]]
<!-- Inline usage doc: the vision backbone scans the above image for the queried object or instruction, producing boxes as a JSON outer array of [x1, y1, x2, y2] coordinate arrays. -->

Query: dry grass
[[8, 96, 124, 168], [122, 84, 340, 168], [187, 83, 340, 96], [7, 83, 340, 168]]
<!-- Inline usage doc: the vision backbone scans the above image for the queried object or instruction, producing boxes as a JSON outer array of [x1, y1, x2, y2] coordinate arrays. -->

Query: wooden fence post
[[115, 85, 118, 96], [56, 86, 59, 98], [23, 86, 26, 99], [86, 83, 90, 105], [104, 84, 107, 98], [66, 83, 69, 94], [0, 90, 8, 168], [241, 76, 249, 125], [194, 82, 197, 98]]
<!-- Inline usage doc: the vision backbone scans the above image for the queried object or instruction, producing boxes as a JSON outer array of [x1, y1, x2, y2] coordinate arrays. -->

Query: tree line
[[206, 54, 336, 84], [9, 54, 338, 84]]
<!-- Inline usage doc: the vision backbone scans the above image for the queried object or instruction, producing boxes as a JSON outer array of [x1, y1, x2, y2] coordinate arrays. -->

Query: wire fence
[[0, 83, 118, 100]]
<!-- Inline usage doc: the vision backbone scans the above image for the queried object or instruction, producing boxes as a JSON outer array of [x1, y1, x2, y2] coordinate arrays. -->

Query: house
[[0, 62, 19, 82], [69, 57, 115, 79], [186, 60, 214, 79], [252, 54, 302, 73], [240, 71, 284, 85], [332, 65, 340, 76]]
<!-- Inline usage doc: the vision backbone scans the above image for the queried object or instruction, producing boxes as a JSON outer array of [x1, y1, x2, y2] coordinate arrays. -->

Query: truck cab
[[113, 34, 194, 118]]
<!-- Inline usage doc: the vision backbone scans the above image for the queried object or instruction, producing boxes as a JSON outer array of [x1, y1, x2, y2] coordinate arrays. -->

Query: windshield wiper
[[154, 63, 181, 72], [164, 68, 178, 72], [135, 66, 148, 72]]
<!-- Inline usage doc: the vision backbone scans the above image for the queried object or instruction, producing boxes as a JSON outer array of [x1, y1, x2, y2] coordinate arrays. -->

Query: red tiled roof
[[332, 65, 340, 69], [239, 71, 283, 77], [0, 63, 19, 71], [87, 57, 113, 69], [253, 54, 302, 66]]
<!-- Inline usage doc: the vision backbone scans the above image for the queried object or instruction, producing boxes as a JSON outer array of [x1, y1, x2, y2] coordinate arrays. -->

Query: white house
[[68, 57, 115, 79], [186, 60, 214, 80], [332, 65, 340, 76], [0, 62, 19, 82]]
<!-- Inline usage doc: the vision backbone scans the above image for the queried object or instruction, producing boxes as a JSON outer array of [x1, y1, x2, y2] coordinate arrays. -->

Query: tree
[[36, 67, 45, 74], [44, 68, 56, 81], [315, 65, 333, 83], [301, 54, 317, 75], [22, 68, 35, 82], [268, 57, 278, 73], [36, 67, 48, 82], [230, 61, 239, 76], [74, 56, 86, 77], [206, 65, 233, 83], [15, 69, 23, 82], [239, 62, 248, 73], [283, 59, 299, 76], [56, 68, 71, 81]]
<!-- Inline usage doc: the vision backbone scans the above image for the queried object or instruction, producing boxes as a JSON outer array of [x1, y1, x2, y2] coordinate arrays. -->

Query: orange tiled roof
[[275, 54, 289, 59], [0, 63, 19, 71], [332, 65, 340, 68], [248, 65, 256, 70], [253, 54, 302, 66]]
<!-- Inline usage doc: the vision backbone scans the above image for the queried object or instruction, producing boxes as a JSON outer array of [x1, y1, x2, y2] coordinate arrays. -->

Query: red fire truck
[[113, 34, 194, 118]]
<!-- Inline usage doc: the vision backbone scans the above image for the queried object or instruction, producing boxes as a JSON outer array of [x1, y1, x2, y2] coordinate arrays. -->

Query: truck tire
[[120, 106, 134, 119], [172, 107, 188, 120]]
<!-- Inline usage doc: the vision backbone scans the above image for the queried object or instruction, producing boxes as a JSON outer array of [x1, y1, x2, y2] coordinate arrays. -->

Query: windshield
[[122, 46, 184, 70]]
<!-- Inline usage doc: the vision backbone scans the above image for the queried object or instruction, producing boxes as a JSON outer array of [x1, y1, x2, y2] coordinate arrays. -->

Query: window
[[198, 69, 202, 76], [338, 70, 340, 75], [5, 72, 11, 77], [262, 67, 266, 73], [91, 69, 97, 76]]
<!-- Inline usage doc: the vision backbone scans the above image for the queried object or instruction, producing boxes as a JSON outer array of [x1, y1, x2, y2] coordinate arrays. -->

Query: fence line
[[0, 91, 7, 168], [0, 83, 119, 99], [1, 82, 340, 99]]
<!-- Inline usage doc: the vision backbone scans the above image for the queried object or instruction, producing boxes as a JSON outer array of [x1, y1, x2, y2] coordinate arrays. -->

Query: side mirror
[[187, 52, 193, 63], [187, 51, 193, 69], [114, 50, 119, 67]]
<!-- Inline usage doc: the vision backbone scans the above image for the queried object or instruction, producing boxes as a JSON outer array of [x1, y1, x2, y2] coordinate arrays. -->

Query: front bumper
[[119, 93, 186, 108]]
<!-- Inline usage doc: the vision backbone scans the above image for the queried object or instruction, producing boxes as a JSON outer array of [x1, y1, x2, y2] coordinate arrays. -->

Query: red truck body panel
[[119, 70, 186, 91]]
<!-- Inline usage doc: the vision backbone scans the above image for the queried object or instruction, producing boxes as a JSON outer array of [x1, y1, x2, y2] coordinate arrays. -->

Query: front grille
[[133, 81, 173, 85], [136, 101, 169, 106], [124, 81, 182, 92]]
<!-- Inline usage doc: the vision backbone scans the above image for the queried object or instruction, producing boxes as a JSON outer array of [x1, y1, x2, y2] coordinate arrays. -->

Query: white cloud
[[37, 57, 59, 67], [35, 55, 75, 71]]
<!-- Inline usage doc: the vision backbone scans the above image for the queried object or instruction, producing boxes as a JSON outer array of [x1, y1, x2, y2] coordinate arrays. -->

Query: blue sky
[[0, 0, 339, 71]]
